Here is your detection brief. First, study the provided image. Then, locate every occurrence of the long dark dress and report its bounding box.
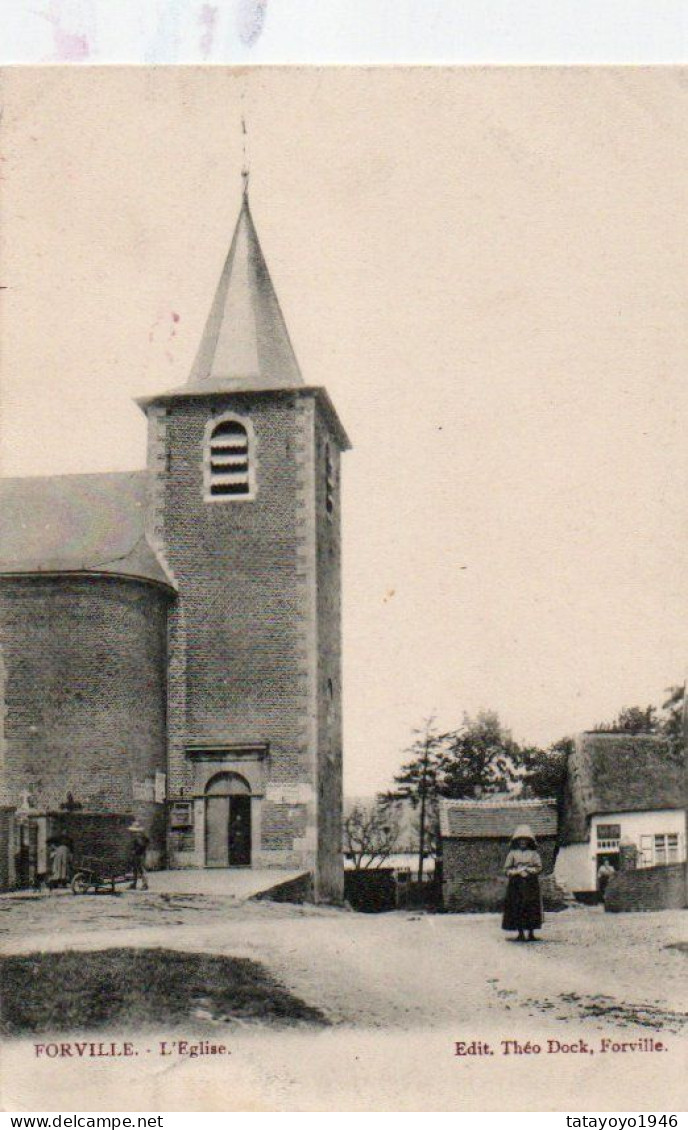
[501,847,543,931]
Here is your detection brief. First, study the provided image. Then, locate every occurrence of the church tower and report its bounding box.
[138,186,349,902]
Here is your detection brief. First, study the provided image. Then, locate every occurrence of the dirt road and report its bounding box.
[1,891,685,1031]
[1,891,686,1111]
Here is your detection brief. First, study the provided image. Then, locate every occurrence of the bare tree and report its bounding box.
[343,798,401,870]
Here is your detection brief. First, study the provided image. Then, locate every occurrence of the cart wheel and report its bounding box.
[71,871,91,895]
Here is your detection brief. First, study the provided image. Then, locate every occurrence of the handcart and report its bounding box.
[70,855,133,895]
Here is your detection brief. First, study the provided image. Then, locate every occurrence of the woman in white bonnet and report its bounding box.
[501,824,543,942]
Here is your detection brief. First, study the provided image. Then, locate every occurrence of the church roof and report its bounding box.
[187,191,302,394]
[560,732,684,845]
[0,471,175,591]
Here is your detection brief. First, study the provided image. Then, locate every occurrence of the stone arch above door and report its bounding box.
[205,771,251,797]
[186,744,268,798]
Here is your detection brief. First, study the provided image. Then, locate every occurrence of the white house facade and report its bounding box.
[556,807,686,894]
[555,732,685,896]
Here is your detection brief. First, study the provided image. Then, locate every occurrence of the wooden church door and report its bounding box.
[228,795,251,866]
[204,773,252,867]
[205,795,229,866]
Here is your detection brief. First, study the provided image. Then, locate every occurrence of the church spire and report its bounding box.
[186,187,303,393]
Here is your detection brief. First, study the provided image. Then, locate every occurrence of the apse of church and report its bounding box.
[0,188,349,903]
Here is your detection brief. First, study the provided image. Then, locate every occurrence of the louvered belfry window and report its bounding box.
[205,414,255,500]
[325,444,335,517]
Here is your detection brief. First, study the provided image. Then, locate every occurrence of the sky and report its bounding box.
[2,67,687,795]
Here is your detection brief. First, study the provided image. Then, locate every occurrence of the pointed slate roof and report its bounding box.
[187,191,303,393]
[137,188,351,451]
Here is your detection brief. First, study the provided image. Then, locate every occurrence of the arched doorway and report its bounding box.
[204,772,252,867]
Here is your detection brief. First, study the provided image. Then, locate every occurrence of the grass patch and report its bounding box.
[0,948,327,1036]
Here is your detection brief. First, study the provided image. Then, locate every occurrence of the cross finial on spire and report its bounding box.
[241,114,249,196]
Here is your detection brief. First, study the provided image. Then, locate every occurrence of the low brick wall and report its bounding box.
[253,871,314,904]
[605,863,687,913]
[442,873,567,914]
[344,869,398,912]
[50,812,135,874]
[442,836,559,912]
[445,876,507,913]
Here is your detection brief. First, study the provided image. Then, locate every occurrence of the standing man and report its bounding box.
[128,822,150,891]
[597,858,616,901]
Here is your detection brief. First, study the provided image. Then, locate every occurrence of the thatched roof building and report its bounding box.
[560,732,684,845]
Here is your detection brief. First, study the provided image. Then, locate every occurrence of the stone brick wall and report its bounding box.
[0,576,169,859]
[149,391,325,873]
[604,863,687,912]
[314,405,344,902]
[442,836,558,911]
[0,806,15,890]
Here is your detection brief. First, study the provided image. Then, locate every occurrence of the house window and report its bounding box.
[204,413,256,501]
[596,824,621,852]
[654,833,679,866]
[325,444,335,518]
